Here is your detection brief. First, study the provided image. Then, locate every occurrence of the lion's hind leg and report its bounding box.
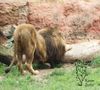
[25,49,39,75]
[17,54,25,75]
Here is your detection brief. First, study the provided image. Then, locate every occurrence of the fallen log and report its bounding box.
[63,40,100,63]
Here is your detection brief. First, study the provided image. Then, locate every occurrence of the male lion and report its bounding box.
[38,27,66,67]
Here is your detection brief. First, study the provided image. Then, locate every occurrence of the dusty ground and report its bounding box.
[34,64,74,79]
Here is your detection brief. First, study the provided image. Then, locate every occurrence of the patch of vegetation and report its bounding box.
[32,62,63,69]
[91,56,100,67]
[32,62,51,69]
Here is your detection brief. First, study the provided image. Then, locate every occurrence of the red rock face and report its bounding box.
[0,0,100,44]
[0,1,28,26]
[28,3,63,29]
[28,1,100,43]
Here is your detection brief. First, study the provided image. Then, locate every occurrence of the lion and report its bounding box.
[38,27,66,67]
[5,24,45,75]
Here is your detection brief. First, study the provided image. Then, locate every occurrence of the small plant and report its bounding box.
[75,60,88,86]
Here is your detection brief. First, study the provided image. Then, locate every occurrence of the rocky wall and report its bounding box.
[0,0,100,44]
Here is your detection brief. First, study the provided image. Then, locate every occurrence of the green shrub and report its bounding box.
[75,60,88,86]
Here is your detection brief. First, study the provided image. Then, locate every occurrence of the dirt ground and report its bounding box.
[34,64,74,79]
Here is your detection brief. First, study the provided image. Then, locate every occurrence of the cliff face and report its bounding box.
[0,0,100,44]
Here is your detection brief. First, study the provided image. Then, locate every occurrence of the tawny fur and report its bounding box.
[5,24,42,75]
